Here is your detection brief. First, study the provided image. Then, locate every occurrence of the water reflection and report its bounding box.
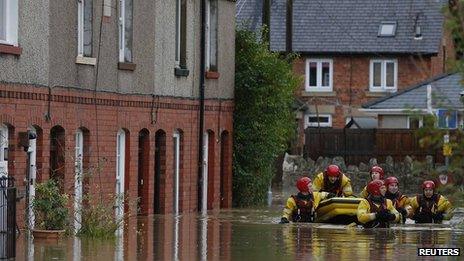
[15,209,463,260]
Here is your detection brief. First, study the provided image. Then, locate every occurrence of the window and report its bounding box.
[0,0,18,46]
[437,109,457,129]
[305,59,333,91]
[175,0,187,68]
[378,22,397,37]
[119,0,133,63]
[370,60,397,91]
[206,0,218,71]
[407,116,423,129]
[78,0,93,57]
[305,114,332,128]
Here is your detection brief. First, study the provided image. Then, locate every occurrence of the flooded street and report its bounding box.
[15,206,464,260]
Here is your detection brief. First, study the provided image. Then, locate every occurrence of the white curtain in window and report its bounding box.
[209,0,218,70]
[83,0,93,57]
[124,0,133,62]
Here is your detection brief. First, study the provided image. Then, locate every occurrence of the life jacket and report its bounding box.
[415,194,440,223]
[385,191,405,209]
[291,194,314,222]
[322,174,343,196]
[363,197,389,228]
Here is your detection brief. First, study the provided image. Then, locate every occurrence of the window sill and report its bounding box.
[366,90,396,97]
[205,71,220,79]
[0,44,22,56]
[118,62,136,71]
[301,91,336,97]
[174,67,190,77]
[76,56,97,66]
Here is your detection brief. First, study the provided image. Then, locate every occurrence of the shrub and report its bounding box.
[33,179,69,230]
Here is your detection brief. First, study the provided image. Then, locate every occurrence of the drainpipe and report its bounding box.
[198,0,206,213]
[427,84,432,114]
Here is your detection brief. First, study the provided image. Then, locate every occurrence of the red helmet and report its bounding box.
[384,176,399,187]
[370,166,384,180]
[296,177,312,193]
[422,180,435,190]
[325,165,341,177]
[367,180,385,196]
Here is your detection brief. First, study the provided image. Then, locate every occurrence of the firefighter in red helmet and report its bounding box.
[312,164,353,197]
[280,177,332,223]
[357,180,400,228]
[360,165,385,198]
[384,176,412,223]
[409,180,453,224]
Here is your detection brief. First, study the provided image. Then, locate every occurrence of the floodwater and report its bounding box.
[14,191,464,261]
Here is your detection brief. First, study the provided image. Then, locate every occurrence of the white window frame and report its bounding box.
[0,0,19,46]
[305,114,332,128]
[305,59,333,92]
[369,59,398,92]
[407,116,423,129]
[118,0,132,62]
[378,22,397,37]
[205,0,218,71]
[175,0,181,67]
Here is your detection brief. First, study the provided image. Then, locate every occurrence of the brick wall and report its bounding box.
[0,82,234,228]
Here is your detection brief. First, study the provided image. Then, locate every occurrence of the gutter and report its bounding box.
[198,0,206,213]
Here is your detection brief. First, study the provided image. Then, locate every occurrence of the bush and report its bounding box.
[76,195,124,239]
[33,179,69,230]
[233,28,301,206]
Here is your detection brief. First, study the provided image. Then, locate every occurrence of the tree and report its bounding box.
[233,28,301,206]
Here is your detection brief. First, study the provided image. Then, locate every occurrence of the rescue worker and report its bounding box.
[409,180,453,224]
[384,176,412,223]
[280,177,333,223]
[357,180,400,228]
[359,165,384,198]
[312,164,353,197]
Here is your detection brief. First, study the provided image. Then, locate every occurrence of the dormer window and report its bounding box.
[378,22,397,37]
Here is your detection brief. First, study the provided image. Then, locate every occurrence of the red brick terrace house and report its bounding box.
[1,0,235,229]
[237,0,456,154]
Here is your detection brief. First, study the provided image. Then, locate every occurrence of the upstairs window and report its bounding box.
[0,0,18,46]
[370,59,397,92]
[206,0,218,71]
[119,0,133,63]
[78,0,93,57]
[378,22,397,37]
[305,59,333,92]
[175,0,187,68]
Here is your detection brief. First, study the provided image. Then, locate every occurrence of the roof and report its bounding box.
[362,73,464,110]
[237,0,446,54]
[236,0,263,32]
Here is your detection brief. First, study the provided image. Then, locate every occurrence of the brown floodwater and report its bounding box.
[14,206,464,261]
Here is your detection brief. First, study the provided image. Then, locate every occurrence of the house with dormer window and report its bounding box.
[237,0,457,152]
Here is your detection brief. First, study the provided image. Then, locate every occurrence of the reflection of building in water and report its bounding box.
[133,214,232,261]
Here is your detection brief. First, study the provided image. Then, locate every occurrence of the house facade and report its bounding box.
[362,73,464,129]
[1,0,235,228]
[237,0,456,153]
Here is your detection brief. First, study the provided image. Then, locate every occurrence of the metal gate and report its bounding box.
[0,177,16,259]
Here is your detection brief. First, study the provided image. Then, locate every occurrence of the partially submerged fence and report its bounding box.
[0,176,16,259]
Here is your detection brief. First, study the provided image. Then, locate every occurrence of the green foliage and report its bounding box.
[233,28,302,206]
[444,1,464,78]
[33,179,69,230]
[76,195,122,240]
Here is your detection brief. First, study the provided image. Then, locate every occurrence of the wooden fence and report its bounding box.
[304,128,445,165]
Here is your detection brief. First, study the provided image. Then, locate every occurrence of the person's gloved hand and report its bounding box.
[279,217,289,224]
[386,212,397,221]
[432,212,444,223]
[376,210,390,222]
[398,208,407,223]
[326,192,336,199]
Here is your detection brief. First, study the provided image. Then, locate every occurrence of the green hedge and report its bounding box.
[233,28,301,207]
